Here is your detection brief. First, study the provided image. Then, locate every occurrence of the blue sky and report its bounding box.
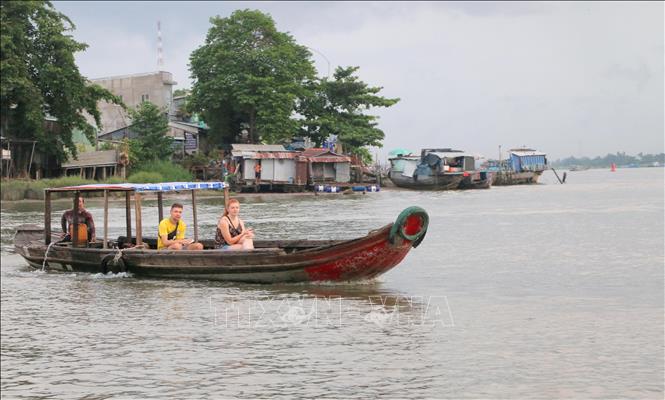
[54,1,664,161]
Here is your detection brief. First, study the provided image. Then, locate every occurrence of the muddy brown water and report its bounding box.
[1,169,663,398]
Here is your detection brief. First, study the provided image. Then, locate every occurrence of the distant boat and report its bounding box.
[493,148,548,185]
[569,165,590,171]
[388,149,491,190]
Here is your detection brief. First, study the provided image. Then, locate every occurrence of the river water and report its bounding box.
[1,168,663,399]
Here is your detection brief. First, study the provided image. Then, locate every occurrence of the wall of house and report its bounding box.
[261,159,274,180]
[92,71,175,110]
[272,159,296,182]
[335,162,351,182]
[323,163,336,179]
[242,159,256,180]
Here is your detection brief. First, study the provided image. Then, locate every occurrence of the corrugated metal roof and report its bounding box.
[301,148,330,157]
[302,148,351,162]
[231,144,286,152]
[427,151,474,159]
[388,155,420,160]
[510,149,546,157]
[309,156,351,163]
[231,150,297,158]
[62,150,118,168]
[254,152,298,159]
[168,121,199,134]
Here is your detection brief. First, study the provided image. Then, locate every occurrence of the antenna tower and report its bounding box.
[157,20,164,69]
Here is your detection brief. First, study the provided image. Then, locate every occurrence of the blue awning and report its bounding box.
[51,181,227,192]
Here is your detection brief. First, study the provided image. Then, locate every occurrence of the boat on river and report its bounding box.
[388,149,490,190]
[14,182,428,283]
[492,148,548,185]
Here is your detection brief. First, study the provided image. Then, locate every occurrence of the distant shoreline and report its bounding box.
[0,189,380,208]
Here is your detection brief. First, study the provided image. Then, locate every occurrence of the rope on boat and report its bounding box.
[102,242,147,273]
[112,248,124,263]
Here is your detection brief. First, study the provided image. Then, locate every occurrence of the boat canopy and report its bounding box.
[47,181,227,193]
[425,151,475,159]
[509,149,547,157]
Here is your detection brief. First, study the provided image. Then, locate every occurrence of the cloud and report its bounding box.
[53,1,663,159]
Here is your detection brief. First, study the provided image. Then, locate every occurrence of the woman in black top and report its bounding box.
[215,198,255,250]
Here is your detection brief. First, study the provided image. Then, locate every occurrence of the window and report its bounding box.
[141,94,150,102]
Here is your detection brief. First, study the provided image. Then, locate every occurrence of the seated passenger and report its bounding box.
[215,198,254,251]
[61,197,95,243]
[158,203,204,251]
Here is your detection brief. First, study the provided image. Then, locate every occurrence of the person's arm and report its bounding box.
[86,212,96,241]
[176,223,192,245]
[158,221,180,247]
[159,232,178,247]
[239,219,254,239]
[159,233,180,247]
[61,212,68,233]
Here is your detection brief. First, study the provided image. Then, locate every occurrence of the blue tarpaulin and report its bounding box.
[54,181,227,192]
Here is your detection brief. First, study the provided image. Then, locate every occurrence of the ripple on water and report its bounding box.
[1,168,663,398]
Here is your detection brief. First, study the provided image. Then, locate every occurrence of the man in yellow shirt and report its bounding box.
[157,203,204,250]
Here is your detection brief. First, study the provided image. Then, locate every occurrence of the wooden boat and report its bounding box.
[14,182,428,283]
[458,171,493,189]
[388,149,483,190]
[492,148,547,185]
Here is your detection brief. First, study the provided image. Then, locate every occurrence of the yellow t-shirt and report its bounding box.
[157,218,186,249]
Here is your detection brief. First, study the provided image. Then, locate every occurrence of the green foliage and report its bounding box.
[173,88,189,97]
[128,160,193,182]
[0,1,122,164]
[189,9,316,146]
[98,141,116,151]
[349,147,373,165]
[182,152,210,169]
[299,66,399,155]
[553,152,665,168]
[127,101,173,168]
[1,176,124,201]
[127,171,164,183]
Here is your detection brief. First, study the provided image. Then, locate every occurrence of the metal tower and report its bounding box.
[157,20,164,69]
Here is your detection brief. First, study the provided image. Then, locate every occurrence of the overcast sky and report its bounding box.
[54,1,664,161]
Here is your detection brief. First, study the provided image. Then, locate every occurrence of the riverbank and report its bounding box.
[1,177,383,202]
[0,187,377,210]
[0,177,125,201]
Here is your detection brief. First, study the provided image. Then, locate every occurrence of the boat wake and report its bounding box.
[92,271,134,279]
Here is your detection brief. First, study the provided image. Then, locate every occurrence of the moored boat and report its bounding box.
[492,148,548,185]
[14,182,428,283]
[388,148,483,190]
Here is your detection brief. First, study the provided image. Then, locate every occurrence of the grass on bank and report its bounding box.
[1,161,194,201]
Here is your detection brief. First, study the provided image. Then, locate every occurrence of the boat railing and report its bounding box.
[42,182,230,250]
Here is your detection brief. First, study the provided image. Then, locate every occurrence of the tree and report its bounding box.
[127,101,172,167]
[173,88,189,97]
[188,9,316,146]
[298,66,399,157]
[0,1,120,168]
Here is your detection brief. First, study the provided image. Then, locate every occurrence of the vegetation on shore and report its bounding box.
[552,152,664,168]
[1,1,123,169]
[188,9,398,156]
[1,161,193,201]
[3,4,399,181]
